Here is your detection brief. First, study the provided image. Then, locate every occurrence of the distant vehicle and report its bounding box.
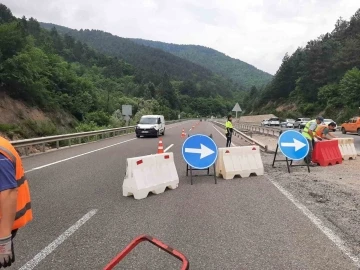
[341,117,360,135]
[294,118,311,129]
[261,119,270,126]
[280,119,295,128]
[268,117,280,126]
[135,115,165,138]
[323,119,337,132]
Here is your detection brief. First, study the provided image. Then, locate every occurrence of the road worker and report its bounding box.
[0,136,33,268]
[301,116,324,166]
[315,122,337,141]
[225,115,233,147]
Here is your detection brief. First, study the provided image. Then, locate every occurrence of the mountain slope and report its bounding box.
[241,8,360,122]
[131,38,273,89]
[40,23,218,84]
[0,3,241,141]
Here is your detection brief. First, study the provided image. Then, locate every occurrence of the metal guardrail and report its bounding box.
[236,123,282,137]
[212,121,269,152]
[213,119,282,137]
[11,119,187,156]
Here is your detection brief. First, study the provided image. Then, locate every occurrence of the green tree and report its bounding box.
[339,67,360,106]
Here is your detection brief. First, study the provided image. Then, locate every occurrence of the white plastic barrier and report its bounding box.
[216,146,264,180]
[333,138,357,160]
[123,152,179,199]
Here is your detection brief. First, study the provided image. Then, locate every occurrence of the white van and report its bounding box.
[135,115,165,138]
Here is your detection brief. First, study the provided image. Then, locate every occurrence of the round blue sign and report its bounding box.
[181,134,218,169]
[278,130,310,161]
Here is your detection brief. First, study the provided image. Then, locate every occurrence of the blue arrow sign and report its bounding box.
[182,134,218,170]
[278,130,309,160]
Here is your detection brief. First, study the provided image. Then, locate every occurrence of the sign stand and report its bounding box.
[272,130,310,173]
[182,134,218,185]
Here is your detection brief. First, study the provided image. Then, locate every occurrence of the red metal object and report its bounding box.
[103,235,189,270]
[312,140,342,166]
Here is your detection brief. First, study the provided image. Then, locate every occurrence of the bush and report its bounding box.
[85,111,111,126]
[22,119,57,137]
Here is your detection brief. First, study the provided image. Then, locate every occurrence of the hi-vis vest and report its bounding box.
[225,120,233,134]
[302,119,317,140]
[315,125,327,138]
[0,137,32,230]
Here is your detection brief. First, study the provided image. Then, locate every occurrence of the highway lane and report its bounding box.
[12,120,358,269]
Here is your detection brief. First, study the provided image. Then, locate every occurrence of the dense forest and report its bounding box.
[0,4,243,138]
[131,39,273,89]
[40,22,247,93]
[242,8,360,123]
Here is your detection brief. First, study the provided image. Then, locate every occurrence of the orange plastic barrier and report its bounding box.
[312,140,342,166]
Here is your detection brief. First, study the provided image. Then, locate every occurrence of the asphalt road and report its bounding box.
[11,120,358,269]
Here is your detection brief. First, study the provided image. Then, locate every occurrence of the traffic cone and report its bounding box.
[181,129,186,138]
[157,138,164,154]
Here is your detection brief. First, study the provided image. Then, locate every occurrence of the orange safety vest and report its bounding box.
[0,136,32,230]
[315,125,327,138]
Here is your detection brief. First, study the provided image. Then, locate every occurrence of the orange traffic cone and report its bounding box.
[181,129,186,138]
[157,138,164,154]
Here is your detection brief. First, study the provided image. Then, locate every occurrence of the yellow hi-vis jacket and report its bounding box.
[302,119,317,140]
[225,120,233,135]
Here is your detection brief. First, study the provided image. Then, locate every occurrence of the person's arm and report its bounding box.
[0,155,18,238]
[322,134,332,140]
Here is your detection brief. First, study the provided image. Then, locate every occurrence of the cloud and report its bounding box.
[2,0,359,75]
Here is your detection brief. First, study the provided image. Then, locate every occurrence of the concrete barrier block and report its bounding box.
[333,138,357,160]
[123,152,179,200]
[216,146,264,180]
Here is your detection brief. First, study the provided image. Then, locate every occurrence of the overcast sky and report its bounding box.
[3,0,359,75]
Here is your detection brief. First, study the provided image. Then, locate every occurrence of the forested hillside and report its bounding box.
[0,4,241,138]
[242,9,360,123]
[40,22,243,90]
[131,39,273,89]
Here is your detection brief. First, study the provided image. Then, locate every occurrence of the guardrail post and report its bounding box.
[42,143,45,152]
[78,137,81,144]
[272,130,274,136]
[68,139,72,147]
[265,145,268,152]
[25,146,29,156]
[56,141,59,149]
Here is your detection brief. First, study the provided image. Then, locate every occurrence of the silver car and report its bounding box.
[294,118,310,129]
[280,119,295,128]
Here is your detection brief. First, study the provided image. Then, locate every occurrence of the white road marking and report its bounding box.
[265,175,360,268]
[25,121,189,173]
[19,209,98,270]
[164,144,174,152]
[25,138,137,173]
[212,125,236,146]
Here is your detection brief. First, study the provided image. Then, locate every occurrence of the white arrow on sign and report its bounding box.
[185,144,215,159]
[281,138,306,152]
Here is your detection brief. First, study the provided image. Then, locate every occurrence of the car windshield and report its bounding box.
[139,117,158,124]
[287,119,295,122]
[324,119,333,122]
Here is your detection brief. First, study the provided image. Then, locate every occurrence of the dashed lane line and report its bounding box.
[19,209,98,270]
